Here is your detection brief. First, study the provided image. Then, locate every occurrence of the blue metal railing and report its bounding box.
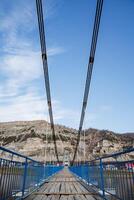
[70,148,134,200]
[0,146,63,200]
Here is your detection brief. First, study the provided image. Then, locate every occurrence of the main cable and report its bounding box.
[36,0,59,163]
[72,0,104,164]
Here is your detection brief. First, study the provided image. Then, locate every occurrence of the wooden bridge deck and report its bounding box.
[25,168,102,200]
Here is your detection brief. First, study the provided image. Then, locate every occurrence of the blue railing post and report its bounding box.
[100,158,105,199]
[88,164,90,184]
[22,158,28,198]
[37,165,40,184]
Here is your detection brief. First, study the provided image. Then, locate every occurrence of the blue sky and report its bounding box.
[0,0,134,133]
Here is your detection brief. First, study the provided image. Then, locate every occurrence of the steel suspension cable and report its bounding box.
[72,0,104,164]
[36,0,59,163]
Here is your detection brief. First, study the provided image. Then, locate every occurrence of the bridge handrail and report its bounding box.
[90,147,134,162]
[70,147,134,200]
[0,146,63,200]
[0,146,40,163]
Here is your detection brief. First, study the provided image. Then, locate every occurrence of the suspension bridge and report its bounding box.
[0,0,134,200]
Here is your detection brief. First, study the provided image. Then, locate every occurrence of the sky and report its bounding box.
[0,0,134,133]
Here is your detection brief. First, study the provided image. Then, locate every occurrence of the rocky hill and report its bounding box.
[0,120,134,162]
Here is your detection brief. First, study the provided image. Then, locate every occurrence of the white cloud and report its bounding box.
[0,51,42,100]
[0,92,47,122]
[0,0,67,123]
[0,46,65,98]
[1,52,42,79]
[100,105,112,112]
[0,91,80,125]
[0,1,35,51]
[47,47,65,56]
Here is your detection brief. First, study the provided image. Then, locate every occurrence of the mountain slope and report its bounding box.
[0,120,134,162]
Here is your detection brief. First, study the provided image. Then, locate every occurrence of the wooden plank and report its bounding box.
[60,182,65,193]
[60,195,68,200]
[76,182,87,193]
[85,195,96,200]
[74,195,87,200]
[66,181,71,193]
[68,195,74,200]
[45,196,52,200]
[70,182,77,193]
[40,183,50,192]
[49,182,56,193]
[73,182,82,193]
[54,182,61,193]
[51,195,60,200]
[45,182,54,193]
[33,192,98,195]
[40,195,48,200]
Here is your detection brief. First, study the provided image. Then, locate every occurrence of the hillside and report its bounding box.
[0,120,134,162]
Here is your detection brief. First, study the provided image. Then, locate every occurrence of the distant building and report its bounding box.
[125,163,134,170]
[63,149,70,166]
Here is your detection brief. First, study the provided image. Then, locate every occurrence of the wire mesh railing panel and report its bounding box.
[0,146,63,200]
[69,148,134,200]
[0,158,24,200]
[102,160,134,200]
[89,164,101,187]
